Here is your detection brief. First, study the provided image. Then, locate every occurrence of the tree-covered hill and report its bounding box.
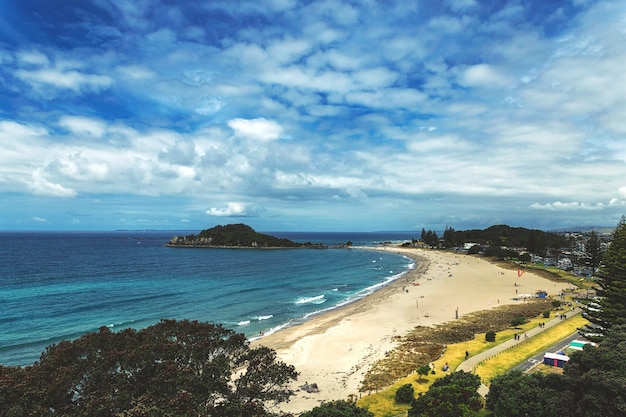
[453,224,570,252]
[167,223,327,248]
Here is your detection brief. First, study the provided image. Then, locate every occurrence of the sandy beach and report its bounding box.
[255,247,572,415]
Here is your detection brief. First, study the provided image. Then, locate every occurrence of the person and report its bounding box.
[443,362,449,371]
[465,350,469,359]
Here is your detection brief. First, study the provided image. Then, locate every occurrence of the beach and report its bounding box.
[254,246,572,414]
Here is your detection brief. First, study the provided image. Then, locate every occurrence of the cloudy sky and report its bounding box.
[1,0,625,232]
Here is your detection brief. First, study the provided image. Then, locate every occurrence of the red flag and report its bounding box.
[517,268,524,277]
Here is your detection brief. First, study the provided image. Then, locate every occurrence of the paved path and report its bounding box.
[455,307,581,397]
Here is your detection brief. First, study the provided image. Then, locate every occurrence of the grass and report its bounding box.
[357,312,589,417]
[474,314,588,385]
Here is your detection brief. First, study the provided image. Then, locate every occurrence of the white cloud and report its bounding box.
[227,118,283,141]
[206,202,251,217]
[116,65,156,81]
[17,50,50,66]
[59,116,106,138]
[529,201,606,211]
[15,68,113,94]
[459,64,512,88]
[0,120,47,137]
[26,170,77,198]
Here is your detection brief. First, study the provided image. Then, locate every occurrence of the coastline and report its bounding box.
[254,246,573,414]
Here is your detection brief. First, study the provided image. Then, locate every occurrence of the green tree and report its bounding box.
[586,230,604,270]
[486,370,567,417]
[585,216,626,335]
[300,400,374,417]
[408,371,482,417]
[395,383,415,403]
[487,325,626,417]
[415,364,431,382]
[443,226,456,248]
[485,330,496,342]
[510,316,526,327]
[562,325,626,417]
[0,320,298,417]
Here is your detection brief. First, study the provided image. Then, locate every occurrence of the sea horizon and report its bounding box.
[0,230,417,366]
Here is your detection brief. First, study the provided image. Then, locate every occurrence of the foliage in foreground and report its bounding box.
[407,371,482,417]
[0,319,298,417]
[300,400,374,417]
[486,324,626,417]
[395,383,415,404]
[584,215,626,337]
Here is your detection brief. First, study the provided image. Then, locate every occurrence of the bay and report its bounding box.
[0,230,417,366]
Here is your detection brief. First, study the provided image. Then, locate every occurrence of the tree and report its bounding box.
[443,226,456,248]
[485,330,496,342]
[415,364,431,382]
[408,371,482,417]
[586,230,604,270]
[561,324,626,417]
[487,325,626,417]
[510,316,526,327]
[0,320,298,417]
[585,216,626,335]
[395,383,415,403]
[519,252,532,263]
[486,370,567,417]
[300,400,374,417]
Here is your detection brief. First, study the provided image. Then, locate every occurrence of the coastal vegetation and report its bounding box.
[420,225,571,254]
[0,320,298,417]
[167,223,328,248]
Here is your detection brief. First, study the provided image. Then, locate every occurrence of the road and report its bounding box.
[513,330,582,372]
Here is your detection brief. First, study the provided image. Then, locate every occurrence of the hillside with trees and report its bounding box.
[418,224,572,257]
[167,223,327,248]
[454,224,570,253]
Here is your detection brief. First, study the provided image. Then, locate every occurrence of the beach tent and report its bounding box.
[543,352,570,368]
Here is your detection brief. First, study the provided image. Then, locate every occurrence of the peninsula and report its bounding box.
[166,223,328,248]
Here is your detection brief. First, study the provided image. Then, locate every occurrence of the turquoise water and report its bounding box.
[0,231,417,366]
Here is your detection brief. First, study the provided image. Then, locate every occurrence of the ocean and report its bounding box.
[0,230,418,367]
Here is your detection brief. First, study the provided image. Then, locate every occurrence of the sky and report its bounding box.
[1,0,625,232]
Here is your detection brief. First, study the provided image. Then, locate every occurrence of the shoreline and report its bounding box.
[253,246,425,351]
[254,246,573,414]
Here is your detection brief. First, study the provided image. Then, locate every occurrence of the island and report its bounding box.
[166,223,329,248]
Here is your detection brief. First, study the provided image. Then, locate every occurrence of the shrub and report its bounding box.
[486,330,496,342]
[543,310,550,318]
[395,383,415,404]
[511,316,526,327]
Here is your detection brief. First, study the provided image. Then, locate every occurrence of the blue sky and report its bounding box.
[1,0,625,232]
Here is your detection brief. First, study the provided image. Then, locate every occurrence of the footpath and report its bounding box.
[455,307,582,397]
